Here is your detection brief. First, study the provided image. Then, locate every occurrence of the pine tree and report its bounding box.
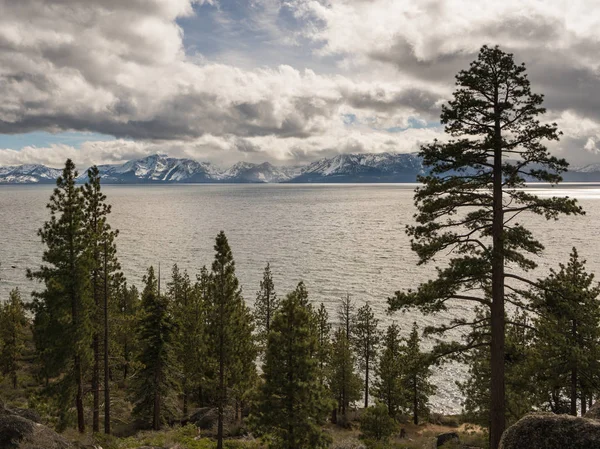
[168,264,205,416]
[353,302,380,408]
[330,327,362,421]
[387,46,583,449]
[28,159,92,432]
[195,266,212,406]
[114,282,140,382]
[132,267,179,430]
[206,231,252,449]
[373,323,403,418]
[230,298,258,422]
[458,309,536,427]
[530,248,600,416]
[314,303,332,386]
[0,288,28,389]
[82,165,122,433]
[338,294,354,341]
[254,263,278,355]
[401,323,435,425]
[252,282,333,449]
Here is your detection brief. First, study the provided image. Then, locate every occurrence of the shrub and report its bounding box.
[360,403,398,442]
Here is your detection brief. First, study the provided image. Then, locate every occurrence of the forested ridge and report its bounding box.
[1,46,599,449]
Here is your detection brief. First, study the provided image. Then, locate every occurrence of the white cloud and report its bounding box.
[0,0,599,165]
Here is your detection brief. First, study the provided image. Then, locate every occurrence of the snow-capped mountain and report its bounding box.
[0,164,62,184]
[223,161,301,183]
[4,152,600,184]
[294,152,424,182]
[81,154,224,183]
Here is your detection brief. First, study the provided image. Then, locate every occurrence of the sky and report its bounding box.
[0,0,599,168]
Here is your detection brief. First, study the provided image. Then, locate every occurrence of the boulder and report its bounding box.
[436,431,460,447]
[186,406,236,430]
[0,406,73,449]
[585,402,600,421]
[499,413,600,449]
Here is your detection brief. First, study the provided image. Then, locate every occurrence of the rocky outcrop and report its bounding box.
[436,431,460,447]
[0,404,73,449]
[499,413,600,449]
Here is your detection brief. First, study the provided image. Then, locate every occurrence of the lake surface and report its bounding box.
[0,183,598,413]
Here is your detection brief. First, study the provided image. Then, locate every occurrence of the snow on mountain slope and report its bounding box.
[296,152,424,181]
[0,165,62,183]
[223,161,301,183]
[82,154,223,183]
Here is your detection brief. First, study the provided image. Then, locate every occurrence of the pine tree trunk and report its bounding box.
[413,376,418,425]
[183,380,188,417]
[217,300,225,449]
[364,351,369,408]
[93,284,100,432]
[104,250,111,434]
[76,354,85,433]
[582,392,587,416]
[153,366,161,430]
[571,319,578,416]
[490,90,506,449]
[93,335,99,432]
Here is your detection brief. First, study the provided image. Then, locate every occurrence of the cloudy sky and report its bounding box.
[0,0,599,168]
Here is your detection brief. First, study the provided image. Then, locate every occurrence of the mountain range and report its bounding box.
[1,152,600,184]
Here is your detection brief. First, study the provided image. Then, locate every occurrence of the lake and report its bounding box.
[0,183,598,413]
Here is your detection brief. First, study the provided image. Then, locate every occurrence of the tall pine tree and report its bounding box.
[28,159,92,432]
[252,282,333,449]
[132,267,179,430]
[352,302,380,408]
[373,323,403,418]
[401,323,435,425]
[168,264,205,416]
[330,327,361,421]
[314,303,332,387]
[206,231,254,449]
[530,248,600,416]
[254,263,278,355]
[82,165,122,433]
[387,46,583,449]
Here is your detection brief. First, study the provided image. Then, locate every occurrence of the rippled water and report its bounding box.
[0,183,599,413]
